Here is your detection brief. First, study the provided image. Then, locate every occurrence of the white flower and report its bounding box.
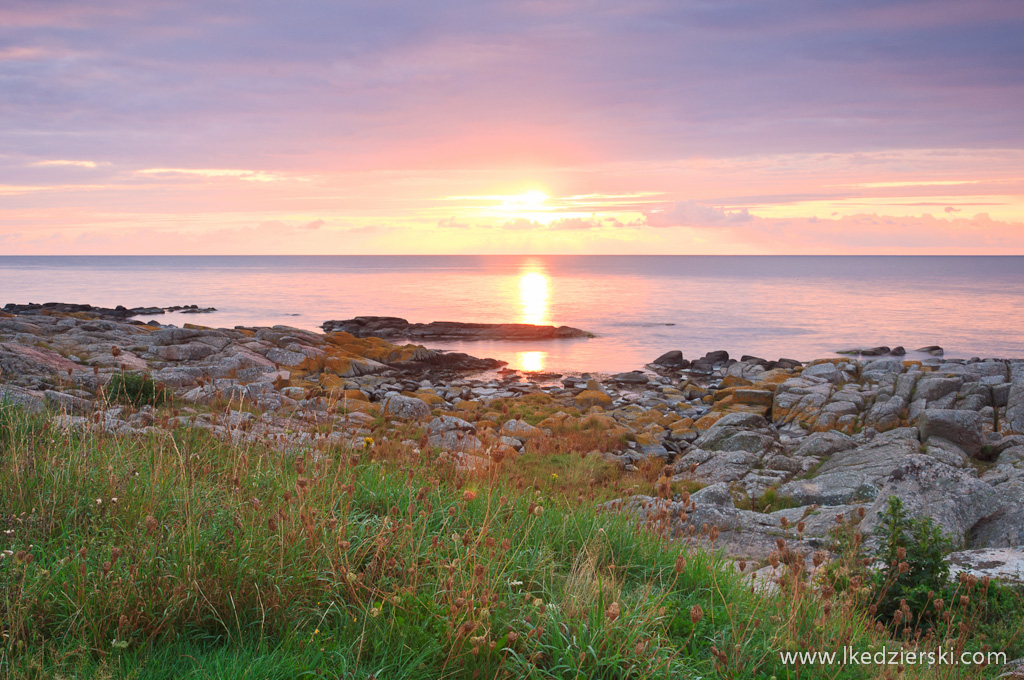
[508,580,524,587]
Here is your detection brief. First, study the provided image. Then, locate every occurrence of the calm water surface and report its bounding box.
[2,256,1022,373]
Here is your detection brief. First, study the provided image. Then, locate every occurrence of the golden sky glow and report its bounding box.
[2,2,1023,254]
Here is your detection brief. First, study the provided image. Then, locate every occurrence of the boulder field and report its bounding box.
[2,307,1023,581]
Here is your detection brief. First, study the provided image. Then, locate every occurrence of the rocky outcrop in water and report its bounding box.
[321,316,593,340]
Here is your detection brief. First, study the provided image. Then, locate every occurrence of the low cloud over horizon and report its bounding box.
[1,0,1023,254]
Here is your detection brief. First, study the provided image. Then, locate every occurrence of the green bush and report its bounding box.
[103,371,169,407]
[872,496,952,625]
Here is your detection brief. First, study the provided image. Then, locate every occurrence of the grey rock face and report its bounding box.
[793,430,857,458]
[157,342,217,362]
[671,448,761,484]
[780,428,919,505]
[913,376,961,403]
[918,409,985,458]
[864,395,906,432]
[1007,361,1024,434]
[861,455,1003,548]
[802,362,845,384]
[382,394,432,421]
[691,412,779,454]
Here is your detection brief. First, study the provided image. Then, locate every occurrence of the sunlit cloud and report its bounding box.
[136,168,294,183]
[32,160,102,168]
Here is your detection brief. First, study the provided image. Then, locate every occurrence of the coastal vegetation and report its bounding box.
[1,402,1020,679]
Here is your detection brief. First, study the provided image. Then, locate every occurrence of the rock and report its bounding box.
[613,371,649,384]
[802,362,845,384]
[704,350,729,364]
[861,455,1003,548]
[651,350,687,368]
[912,376,961,403]
[996,446,1024,466]
[381,394,432,421]
[792,430,857,458]
[672,448,760,484]
[0,385,46,412]
[915,345,944,356]
[428,430,483,453]
[0,342,81,379]
[918,409,985,458]
[43,390,94,415]
[969,500,1024,549]
[500,419,541,438]
[946,548,1024,585]
[575,390,612,409]
[780,428,919,505]
[1007,362,1024,434]
[690,412,779,454]
[321,316,592,340]
[426,415,476,435]
[157,342,217,362]
[889,346,906,356]
[864,395,906,432]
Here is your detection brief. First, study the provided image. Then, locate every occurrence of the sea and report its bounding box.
[2,255,1023,374]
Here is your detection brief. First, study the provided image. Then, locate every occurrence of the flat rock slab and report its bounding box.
[947,548,1024,585]
[322,316,592,341]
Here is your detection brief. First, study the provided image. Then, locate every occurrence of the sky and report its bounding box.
[1,0,1023,255]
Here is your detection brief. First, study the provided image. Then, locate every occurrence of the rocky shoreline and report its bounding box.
[1,303,1023,583]
[321,315,593,340]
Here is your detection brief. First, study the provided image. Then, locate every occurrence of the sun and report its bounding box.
[501,190,549,212]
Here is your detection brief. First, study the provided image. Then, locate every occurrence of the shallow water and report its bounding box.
[2,255,1023,373]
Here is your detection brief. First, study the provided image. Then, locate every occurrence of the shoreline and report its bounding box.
[1,304,1023,579]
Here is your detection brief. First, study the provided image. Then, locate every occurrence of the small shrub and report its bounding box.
[103,371,169,407]
[872,495,951,626]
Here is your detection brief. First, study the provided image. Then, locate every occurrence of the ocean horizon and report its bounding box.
[3,254,1023,373]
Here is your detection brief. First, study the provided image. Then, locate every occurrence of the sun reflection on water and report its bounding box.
[517,351,547,372]
[518,269,549,326]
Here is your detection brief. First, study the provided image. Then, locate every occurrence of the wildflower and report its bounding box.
[533,505,544,517]
[96,498,103,505]
[364,437,374,448]
[550,473,558,481]
[508,580,523,587]
[605,601,620,623]
[463,490,477,502]
[369,607,381,618]
[690,604,703,624]
[110,497,118,504]
[314,628,320,635]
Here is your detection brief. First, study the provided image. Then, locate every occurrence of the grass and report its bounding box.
[1,401,1020,679]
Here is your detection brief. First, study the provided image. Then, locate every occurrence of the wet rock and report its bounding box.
[651,350,687,368]
[915,345,944,356]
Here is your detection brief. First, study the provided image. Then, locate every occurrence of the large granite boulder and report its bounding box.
[861,455,1003,548]
[917,408,985,458]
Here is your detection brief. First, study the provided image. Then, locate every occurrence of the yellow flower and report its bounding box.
[550,473,559,481]
[363,437,374,448]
